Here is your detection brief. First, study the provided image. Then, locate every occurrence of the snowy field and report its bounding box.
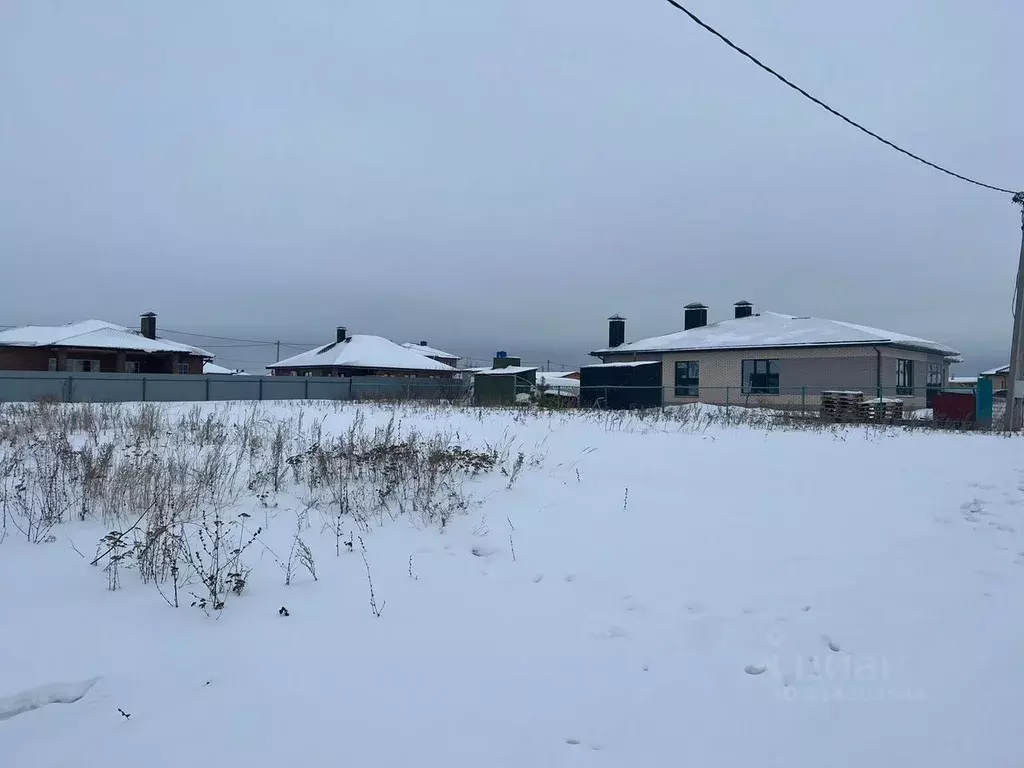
[1,401,1023,767]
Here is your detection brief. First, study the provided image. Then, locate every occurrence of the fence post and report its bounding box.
[976,377,993,429]
[205,377,211,401]
[258,377,264,401]
[142,377,147,402]
[305,377,310,400]
[67,375,74,403]
[801,386,806,416]
[725,386,730,413]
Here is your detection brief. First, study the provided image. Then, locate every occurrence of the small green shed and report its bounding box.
[473,356,538,406]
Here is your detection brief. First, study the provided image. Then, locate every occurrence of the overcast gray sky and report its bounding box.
[1,0,1020,372]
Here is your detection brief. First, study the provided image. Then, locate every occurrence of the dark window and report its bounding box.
[67,358,101,373]
[926,362,943,407]
[125,360,141,374]
[897,359,914,396]
[742,359,780,395]
[674,361,699,397]
[177,362,191,375]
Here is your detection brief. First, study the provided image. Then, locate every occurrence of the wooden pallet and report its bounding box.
[821,390,865,421]
[860,398,904,421]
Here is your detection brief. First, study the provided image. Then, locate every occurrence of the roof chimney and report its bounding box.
[608,314,626,348]
[734,300,753,319]
[140,312,157,340]
[419,341,428,346]
[336,326,348,343]
[684,302,708,330]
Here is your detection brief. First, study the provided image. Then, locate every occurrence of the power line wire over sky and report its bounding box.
[660,0,1020,197]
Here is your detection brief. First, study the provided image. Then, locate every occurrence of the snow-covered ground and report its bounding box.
[2,401,1023,767]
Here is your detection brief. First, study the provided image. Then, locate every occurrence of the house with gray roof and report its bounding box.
[590,301,960,409]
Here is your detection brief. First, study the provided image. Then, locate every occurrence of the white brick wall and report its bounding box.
[600,345,949,410]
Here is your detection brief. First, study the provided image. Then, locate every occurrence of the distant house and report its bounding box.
[947,376,978,390]
[590,301,960,409]
[269,327,457,378]
[537,372,580,401]
[472,356,538,405]
[979,365,1009,393]
[0,313,211,374]
[401,342,460,368]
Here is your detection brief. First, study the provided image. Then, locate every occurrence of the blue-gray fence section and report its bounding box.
[0,371,469,404]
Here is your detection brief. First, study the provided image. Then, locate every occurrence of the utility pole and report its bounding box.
[275,340,281,363]
[1003,192,1024,430]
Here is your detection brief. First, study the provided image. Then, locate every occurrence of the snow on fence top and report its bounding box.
[592,311,959,357]
[270,335,457,372]
[0,319,212,357]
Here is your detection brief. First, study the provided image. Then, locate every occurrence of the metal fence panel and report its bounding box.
[144,376,208,402]
[0,373,68,403]
[260,377,309,401]
[209,376,262,401]
[0,371,470,404]
[70,375,143,403]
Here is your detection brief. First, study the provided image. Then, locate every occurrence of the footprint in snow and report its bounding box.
[0,678,99,722]
[822,635,841,652]
[532,574,544,583]
[565,738,581,746]
[744,664,767,676]
[564,574,575,583]
[471,546,499,558]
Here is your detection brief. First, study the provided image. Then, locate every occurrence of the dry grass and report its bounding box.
[0,401,515,609]
[0,397,999,610]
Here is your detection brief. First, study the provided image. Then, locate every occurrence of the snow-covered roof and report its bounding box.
[473,366,538,376]
[980,365,1009,376]
[0,319,213,357]
[269,335,457,373]
[204,362,235,374]
[401,342,460,361]
[538,373,580,389]
[949,376,978,384]
[592,312,959,358]
[204,362,256,375]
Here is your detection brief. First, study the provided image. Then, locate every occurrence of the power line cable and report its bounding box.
[186,342,278,349]
[660,0,1018,196]
[158,327,320,348]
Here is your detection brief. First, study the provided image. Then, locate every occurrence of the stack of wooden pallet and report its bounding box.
[860,397,904,422]
[820,390,864,421]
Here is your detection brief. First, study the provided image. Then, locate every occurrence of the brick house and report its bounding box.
[0,313,212,374]
[590,302,960,410]
[269,327,458,378]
